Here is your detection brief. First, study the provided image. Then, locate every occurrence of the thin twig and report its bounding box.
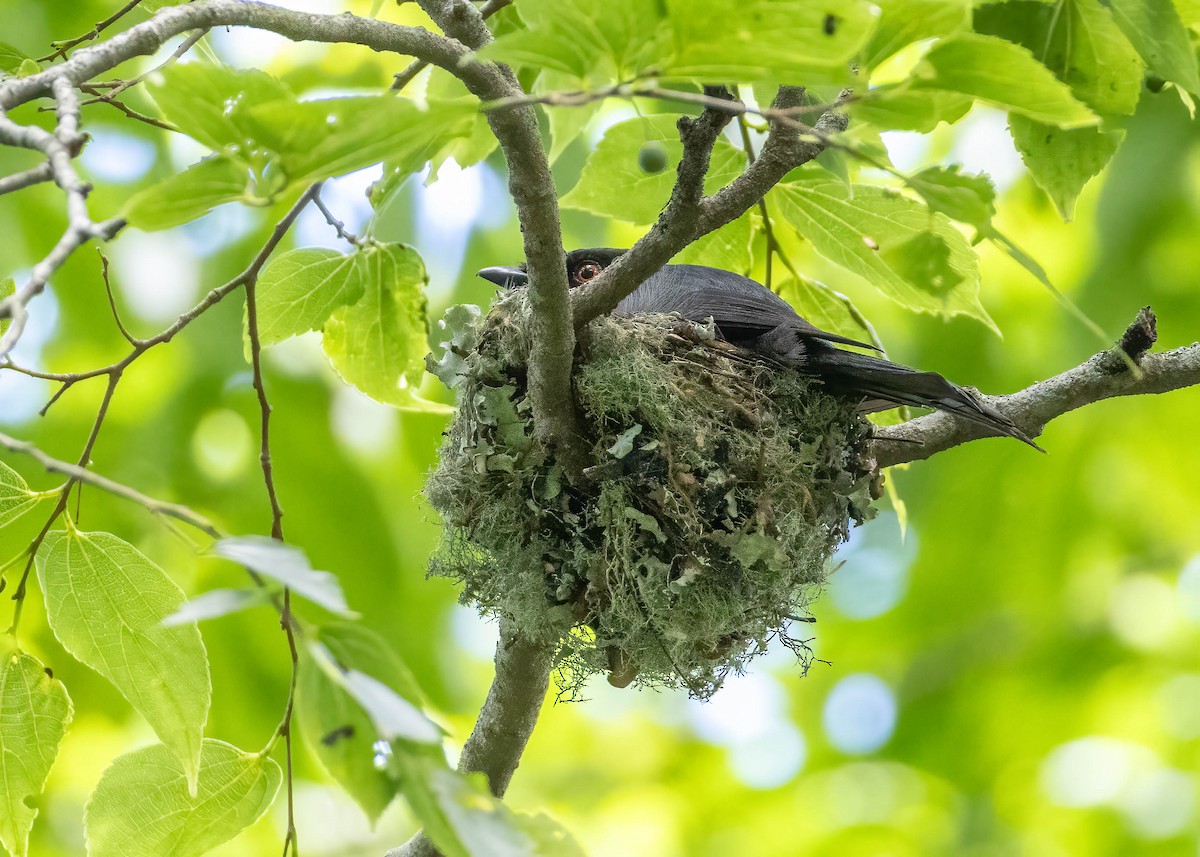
[9,371,121,632]
[245,187,301,857]
[37,0,147,62]
[0,431,220,537]
[81,28,207,105]
[0,162,55,196]
[98,250,141,346]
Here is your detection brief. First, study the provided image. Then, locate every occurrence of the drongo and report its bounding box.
[478,248,1040,450]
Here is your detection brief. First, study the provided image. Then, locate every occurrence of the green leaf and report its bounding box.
[161,589,270,627]
[479,0,665,82]
[411,761,585,857]
[425,71,498,173]
[84,739,281,857]
[0,637,72,857]
[394,755,583,857]
[864,0,971,69]
[850,85,972,132]
[15,59,39,78]
[561,115,747,224]
[37,530,210,792]
[662,0,877,83]
[322,243,448,412]
[912,33,1099,128]
[536,70,602,165]
[974,0,1143,117]
[146,63,293,153]
[1107,0,1200,93]
[777,276,873,344]
[879,231,964,296]
[254,247,366,347]
[211,536,357,617]
[906,166,997,230]
[307,640,441,745]
[298,623,424,824]
[121,155,249,231]
[0,459,39,526]
[674,212,753,273]
[243,98,477,191]
[772,175,995,328]
[0,276,13,337]
[1008,116,1125,220]
[0,42,30,74]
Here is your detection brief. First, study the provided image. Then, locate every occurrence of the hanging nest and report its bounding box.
[425,291,880,699]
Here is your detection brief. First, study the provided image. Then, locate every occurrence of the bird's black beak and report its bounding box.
[477,265,528,289]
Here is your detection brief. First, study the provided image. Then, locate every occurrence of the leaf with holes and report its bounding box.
[37,530,210,792]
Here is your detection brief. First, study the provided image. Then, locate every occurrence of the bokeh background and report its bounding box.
[2,2,1200,855]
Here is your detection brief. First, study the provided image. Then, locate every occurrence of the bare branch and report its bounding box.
[872,308,1200,467]
[37,0,147,62]
[0,76,125,358]
[0,162,54,196]
[1,0,473,112]
[0,431,221,538]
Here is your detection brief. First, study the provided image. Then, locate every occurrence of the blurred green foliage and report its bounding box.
[2,1,1200,856]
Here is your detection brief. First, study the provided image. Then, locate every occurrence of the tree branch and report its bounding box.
[386,621,553,857]
[872,308,1200,467]
[570,86,850,328]
[0,431,220,537]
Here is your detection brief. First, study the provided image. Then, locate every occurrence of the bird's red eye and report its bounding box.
[575,261,602,284]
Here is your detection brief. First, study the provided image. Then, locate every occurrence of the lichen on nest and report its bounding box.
[425,290,879,699]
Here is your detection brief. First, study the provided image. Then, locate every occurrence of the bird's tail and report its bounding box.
[802,346,1044,452]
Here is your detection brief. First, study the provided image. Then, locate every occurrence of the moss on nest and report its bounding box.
[425,291,879,699]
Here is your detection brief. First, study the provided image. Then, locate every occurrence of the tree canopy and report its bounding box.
[1,1,1200,856]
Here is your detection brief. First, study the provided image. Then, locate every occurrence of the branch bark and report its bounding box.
[386,622,553,857]
[570,87,850,327]
[872,308,1200,467]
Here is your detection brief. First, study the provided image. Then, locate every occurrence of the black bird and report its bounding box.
[478,248,1041,450]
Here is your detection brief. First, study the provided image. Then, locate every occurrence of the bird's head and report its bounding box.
[477,248,626,290]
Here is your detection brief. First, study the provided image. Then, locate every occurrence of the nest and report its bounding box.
[425,291,879,699]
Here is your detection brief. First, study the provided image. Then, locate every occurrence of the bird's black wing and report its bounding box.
[616,264,878,351]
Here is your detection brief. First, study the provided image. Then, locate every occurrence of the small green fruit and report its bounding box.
[637,141,669,174]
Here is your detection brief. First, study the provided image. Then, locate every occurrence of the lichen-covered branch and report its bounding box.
[872,308,1200,467]
[570,87,850,327]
